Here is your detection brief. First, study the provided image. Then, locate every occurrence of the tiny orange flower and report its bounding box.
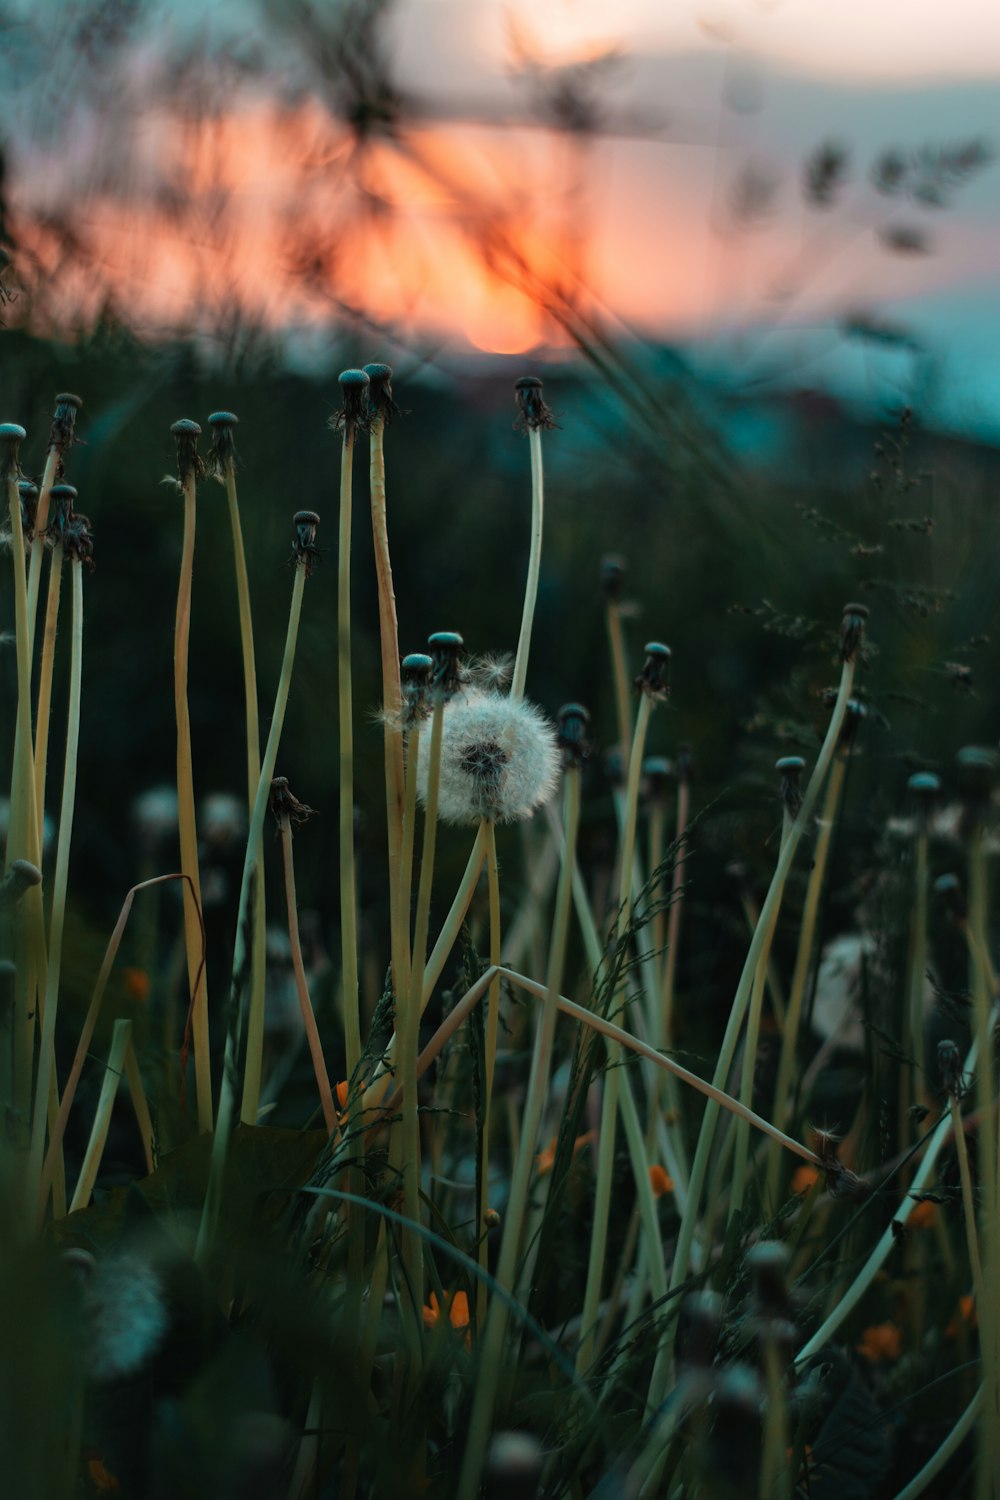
[84,1452,120,1494]
[535,1130,596,1177]
[909,1199,935,1229]
[122,967,150,1003]
[648,1164,674,1198]
[791,1164,820,1195]
[423,1290,471,1346]
[945,1295,977,1338]
[856,1322,902,1363]
[335,1080,349,1112]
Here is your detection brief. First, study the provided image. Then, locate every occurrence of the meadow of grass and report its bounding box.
[2,330,1000,1500]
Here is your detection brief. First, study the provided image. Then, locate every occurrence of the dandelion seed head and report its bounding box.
[418,690,559,826]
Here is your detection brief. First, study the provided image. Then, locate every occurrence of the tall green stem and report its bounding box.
[511,427,543,701]
[339,425,361,1079]
[197,563,307,1262]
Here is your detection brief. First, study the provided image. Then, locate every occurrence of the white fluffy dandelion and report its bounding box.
[417,690,560,826]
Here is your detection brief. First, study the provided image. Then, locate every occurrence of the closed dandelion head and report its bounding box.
[170,418,205,483]
[400,652,433,728]
[418,690,560,826]
[45,483,77,543]
[49,392,83,461]
[0,422,26,484]
[938,1038,966,1099]
[428,631,467,700]
[17,479,38,539]
[333,368,370,432]
[292,510,321,575]
[557,702,591,768]
[839,601,869,663]
[64,513,95,570]
[363,362,401,426]
[776,755,806,817]
[643,755,674,804]
[206,410,239,477]
[934,871,966,923]
[514,374,556,433]
[600,553,626,603]
[837,696,868,751]
[635,641,671,701]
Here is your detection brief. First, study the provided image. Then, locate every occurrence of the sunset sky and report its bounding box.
[8,0,1000,433]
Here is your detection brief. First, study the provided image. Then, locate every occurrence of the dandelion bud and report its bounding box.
[0,858,42,912]
[484,1430,544,1500]
[747,1241,791,1317]
[400,652,433,728]
[48,392,83,457]
[46,483,77,542]
[428,631,465,699]
[908,771,940,829]
[557,702,591,768]
[676,1290,723,1371]
[839,601,869,663]
[418,691,559,826]
[600,553,626,602]
[335,368,370,432]
[268,777,316,827]
[642,756,674,804]
[776,755,806,817]
[292,509,321,574]
[934,872,966,923]
[603,746,626,788]
[513,374,556,433]
[937,1038,965,1099]
[956,746,998,809]
[206,410,239,476]
[363,362,401,425]
[635,641,671,701]
[706,1367,762,1482]
[0,422,26,483]
[170,418,205,483]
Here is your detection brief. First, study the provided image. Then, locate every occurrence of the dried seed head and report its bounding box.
[428,631,466,700]
[363,362,401,425]
[776,755,806,817]
[334,368,371,432]
[46,483,78,543]
[514,374,556,433]
[170,418,205,483]
[269,777,317,827]
[839,601,869,663]
[937,1038,966,1099]
[292,509,321,574]
[400,652,433,729]
[557,702,591,768]
[0,422,26,484]
[600,553,626,602]
[418,690,560,826]
[635,641,671,701]
[64,513,94,570]
[206,410,240,477]
[48,392,83,458]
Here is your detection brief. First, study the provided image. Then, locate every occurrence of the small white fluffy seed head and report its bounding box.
[77,1253,170,1381]
[418,690,560,826]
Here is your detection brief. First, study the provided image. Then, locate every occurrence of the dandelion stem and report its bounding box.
[29,556,84,1197]
[766,751,847,1204]
[221,450,267,1130]
[668,657,855,1315]
[198,562,307,1263]
[31,538,63,845]
[475,817,502,1329]
[279,812,337,1136]
[174,459,212,1132]
[511,426,543,701]
[457,770,580,1500]
[606,597,632,763]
